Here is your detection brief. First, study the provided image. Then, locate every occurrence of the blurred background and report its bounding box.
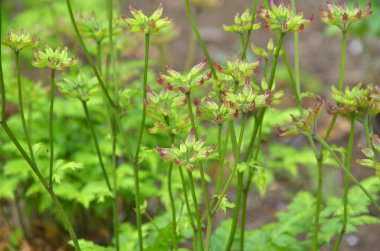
[0,0,379,250]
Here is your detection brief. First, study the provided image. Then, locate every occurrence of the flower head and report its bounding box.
[122,4,171,35]
[223,9,261,34]
[224,78,273,113]
[214,57,261,85]
[257,0,313,33]
[57,73,98,102]
[2,29,39,53]
[77,12,121,42]
[194,95,238,124]
[158,58,212,94]
[320,0,372,31]
[327,84,380,120]
[156,128,216,171]
[32,46,77,70]
[276,96,324,138]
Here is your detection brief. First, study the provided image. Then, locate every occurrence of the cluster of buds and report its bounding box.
[320,0,373,31]
[257,0,313,33]
[327,84,380,121]
[2,29,39,53]
[224,78,280,114]
[145,87,189,135]
[57,73,98,102]
[251,38,276,60]
[194,94,238,124]
[190,0,223,10]
[223,9,261,34]
[157,58,212,94]
[122,4,171,35]
[276,96,324,138]
[357,134,380,177]
[214,57,261,86]
[32,46,77,70]
[156,128,216,171]
[77,12,121,42]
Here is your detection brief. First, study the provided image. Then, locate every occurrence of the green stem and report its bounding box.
[363,117,373,152]
[0,0,5,122]
[0,122,81,250]
[241,0,258,60]
[178,165,198,250]
[213,123,224,201]
[82,101,112,191]
[186,92,212,251]
[338,32,347,91]
[225,113,248,251]
[168,133,178,250]
[65,0,115,108]
[314,135,380,212]
[333,116,355,251]
[132,33,150,251]
[290,0,301,97]
[187,169,205,251]
[97,40,102,75]
[107,1,119,249]
[184,0,217,79]
[15,52,36,163]
[48,69,56,189]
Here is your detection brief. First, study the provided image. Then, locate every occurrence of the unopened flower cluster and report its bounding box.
[2,29,39,53]
[357,134,380,177]
[223,9,261,34]
[57,73,98,102]
[77,12,121,42]
[32,46,77,70]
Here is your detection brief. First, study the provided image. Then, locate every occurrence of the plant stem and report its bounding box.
[213,123,224,201]
[338,32,347,91]
[290,0,301,98]
[187,169,205,251]
[185,92,212,250]
[107,1,120,249]
[168,132,178,250]
[0,122,81,250]
[97,41,102,75]
[314,135,380,212]
[0,0,5,122]
[333,116,355,251]
[82,101,112,191]
[132,33,151,251]
[48,69,56,189]
[241,0,258,60]
[178,165,199,250]
[15,52,36,163]
[65,0,115,108]
[184,0,217,79]
[363,117,373,152]
[225,113,247,251]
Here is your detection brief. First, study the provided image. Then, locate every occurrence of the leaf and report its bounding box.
[218,196,235,214]
[53,159,83,184]
[69,239,113,251]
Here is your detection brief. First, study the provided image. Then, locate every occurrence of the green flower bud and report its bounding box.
[2,29,39,53]
[57,73,98,102]
[77,12,121,42]
[194,94,238,124]
[32,45,77,70]
[223,9,261,34]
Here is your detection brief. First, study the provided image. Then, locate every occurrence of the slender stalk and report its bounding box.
[225,113,248,251]
[0,0,5,122]
[65,0,115,108]
[184,0,217,79]
[185,92,212,251]
[187,169,205,251]
[0,122,81,250]
[178,165,198,250]
[363,117,373,152]
[81,101,112,191]
[314,135,380,212]
[48,69,56,189]
[213,123,224,201]
[97,40,102,75]
[333,116,355,251]
[167,132,178,250]
[15,52,36,163]
[132,33,151,251]
[107,1,119,250]
[338,32,347,91]
[241,0,258,60]
[290,0,301,98]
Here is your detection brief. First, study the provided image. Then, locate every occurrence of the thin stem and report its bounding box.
[290,0,301,97]
[186,92,212,250]
[178,165,198,250]
[82,101,112,191]
[15,52,36,163]
[48,69,56,189]
[184,0,217,79]
[168,133,178,250]
[213,123,224,201]
[314,135,380,212]
[0,122,81,250]
[65,0,115,108]
[338,32,347,91]
[0,0,5,122]
[107,1,119,250]
[333,116,355,251]
[225,113,248,251]
[241,0,258,59]
[97,40,102,75]
[132,33,151,251]
[187,169,205,251]
[363,117,373,152]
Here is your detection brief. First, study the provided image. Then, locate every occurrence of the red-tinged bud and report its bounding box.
[354,2,359,9]
[343,13,348,22]
[213,61,224,71]
[264,22,271,30]
[215,114,222,123]
[179,87,188,93]
[143,98,149,106]
[196,109,203,117]
[149,19,155,29]
[356,10,362,19]
[205,72,213,80]
[194,98,201,107]
[283,22,288,31]
[299,24,304,32]
[328,11,333,20]
[338,0,345,8]
[157,72,164,85]
[265,11,270,19]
